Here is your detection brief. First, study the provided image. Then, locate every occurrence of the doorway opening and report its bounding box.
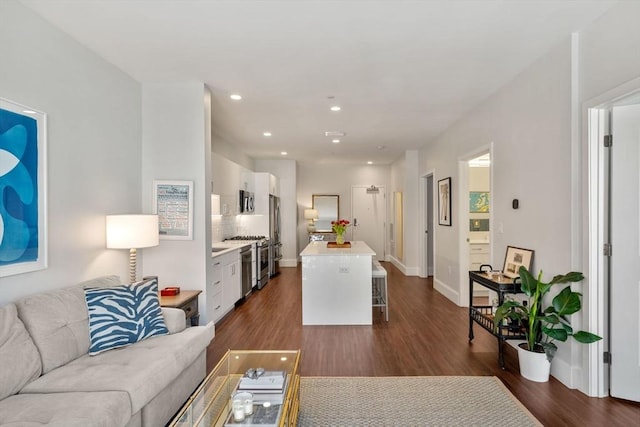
[420,173,435,278]
[458,146,492,307]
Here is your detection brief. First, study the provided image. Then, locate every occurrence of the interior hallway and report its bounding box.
[206,263,640,426]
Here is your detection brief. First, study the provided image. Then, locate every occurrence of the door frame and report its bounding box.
[420,171,435,278]
[584,76,640,397]
[457,144,493,307]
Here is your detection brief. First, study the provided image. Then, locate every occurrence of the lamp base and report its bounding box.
[129,248,137,283]
[307,222,316,233]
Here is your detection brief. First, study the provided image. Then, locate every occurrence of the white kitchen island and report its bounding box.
[300,240,375,325]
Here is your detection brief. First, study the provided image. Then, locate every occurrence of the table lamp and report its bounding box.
[106,214,159,283]
[304,209,318,232]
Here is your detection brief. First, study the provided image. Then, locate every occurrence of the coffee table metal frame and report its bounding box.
[169,350,301,427]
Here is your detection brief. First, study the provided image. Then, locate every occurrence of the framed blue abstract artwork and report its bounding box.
[0,98,47,277]
[469,191,489,213]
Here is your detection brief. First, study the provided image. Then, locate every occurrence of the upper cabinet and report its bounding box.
[269,174,280,197]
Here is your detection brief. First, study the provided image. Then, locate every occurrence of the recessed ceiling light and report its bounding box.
[263,132,272,137]
[280,151,288,156]
[330,106,341,112]
[324,131,345,137]
[367,161,373,165]
[332,139,340,144]
[230,94,242,100]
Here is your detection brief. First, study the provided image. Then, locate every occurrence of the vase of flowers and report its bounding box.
[331,219,350,245]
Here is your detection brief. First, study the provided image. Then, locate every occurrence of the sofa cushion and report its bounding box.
[0,303,41,401]
[0,391,131,427]
[85,278,168,355]
[20,323,214,415]
[15,275,121,374]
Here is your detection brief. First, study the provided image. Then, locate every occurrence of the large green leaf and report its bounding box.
[493,300,527,327]
[552,286,582,315]
[573,331,602,344]
[539,313,559,324]
[549,271,584,285]
[518,266,537,296]
[543,326,569,342]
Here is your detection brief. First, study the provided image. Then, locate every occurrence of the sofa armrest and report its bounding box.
[161,307,187,334]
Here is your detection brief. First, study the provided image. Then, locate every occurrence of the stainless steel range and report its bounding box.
[224,236,269,289]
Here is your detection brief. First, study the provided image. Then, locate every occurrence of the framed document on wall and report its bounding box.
[153,180,193,240]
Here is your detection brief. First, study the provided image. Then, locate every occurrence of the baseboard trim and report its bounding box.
[434,278,459,305]
[280,258,297,268]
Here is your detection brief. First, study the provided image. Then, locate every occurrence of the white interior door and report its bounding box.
[610,104,640,401]
[351,185,386,259]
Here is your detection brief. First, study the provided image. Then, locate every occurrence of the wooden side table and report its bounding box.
[159,289,202,327]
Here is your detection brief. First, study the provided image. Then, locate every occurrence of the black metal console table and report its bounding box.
[468,267,526,369]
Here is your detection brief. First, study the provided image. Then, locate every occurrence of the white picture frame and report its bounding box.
[153,180,193,240]
[0,97,48,277]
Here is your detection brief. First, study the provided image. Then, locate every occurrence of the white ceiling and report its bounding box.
[20,0,617,165]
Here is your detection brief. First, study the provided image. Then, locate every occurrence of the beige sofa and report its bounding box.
[0,276,214,427]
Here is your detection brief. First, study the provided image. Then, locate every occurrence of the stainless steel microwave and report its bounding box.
[239,190,255,213]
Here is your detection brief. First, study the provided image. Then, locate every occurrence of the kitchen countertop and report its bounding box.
[211,241,253,258]
[300,240,375,256]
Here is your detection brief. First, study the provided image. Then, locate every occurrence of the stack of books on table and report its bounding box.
[237,371,288,404]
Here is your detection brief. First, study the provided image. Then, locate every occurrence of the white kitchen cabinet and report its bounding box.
[469,242,489,270]
[222,251,241,310]
[469,242,490,296]
[209,249,241,324]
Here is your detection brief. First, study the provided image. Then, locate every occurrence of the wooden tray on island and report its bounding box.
[327,241,351,248]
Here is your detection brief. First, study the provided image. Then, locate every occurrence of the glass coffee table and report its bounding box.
[170,350,301,427]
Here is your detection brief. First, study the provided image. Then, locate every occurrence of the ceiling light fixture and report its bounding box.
[332,139,340,144]
[330,106,341,112]
[230,94,242,100]
[280,151,288,156]
[324,131,345,137]
[263,132,272,137]
[367,161,373,165]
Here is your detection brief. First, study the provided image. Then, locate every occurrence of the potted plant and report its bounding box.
[493,266,602,382]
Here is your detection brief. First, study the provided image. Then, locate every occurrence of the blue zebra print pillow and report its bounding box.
[84,278,168,355]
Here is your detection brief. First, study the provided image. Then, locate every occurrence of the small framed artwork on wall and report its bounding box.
[438,177,452,226]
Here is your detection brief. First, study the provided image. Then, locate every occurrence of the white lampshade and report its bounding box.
[106,215,159,249]
[304,209,318,220]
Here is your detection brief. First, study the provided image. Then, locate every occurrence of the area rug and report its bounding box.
[298,376,542,426]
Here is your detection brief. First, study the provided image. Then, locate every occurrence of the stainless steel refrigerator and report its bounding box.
[269,195,282,277]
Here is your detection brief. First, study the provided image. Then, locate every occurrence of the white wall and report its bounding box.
[141,82,212,324]
[255,159,297,266]
[0,1,141,304]
[296,162,390,259]
[420,37,573,302]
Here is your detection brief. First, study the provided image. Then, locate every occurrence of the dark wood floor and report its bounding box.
[206,263,640,426]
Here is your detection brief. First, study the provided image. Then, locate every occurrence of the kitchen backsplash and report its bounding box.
[212,214,255,243]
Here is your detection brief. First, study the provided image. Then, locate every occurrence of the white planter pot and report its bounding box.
[517,344,551,382]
